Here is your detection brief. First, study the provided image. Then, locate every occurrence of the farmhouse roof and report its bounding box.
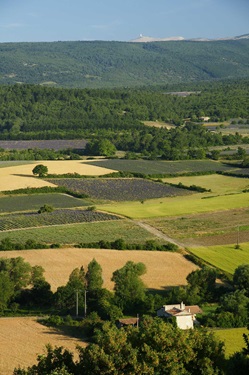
[185,305,203,314]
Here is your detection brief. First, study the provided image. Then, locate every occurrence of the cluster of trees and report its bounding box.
[14,316,226,375]
[0,257,50,312]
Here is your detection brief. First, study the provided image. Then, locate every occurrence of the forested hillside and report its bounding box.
[0,39,249,88]
[0,80,248,159]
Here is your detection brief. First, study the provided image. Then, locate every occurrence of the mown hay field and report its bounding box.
[0,220,158,245]
[87,159,236,175]
[144,208,249,246]
[0,317,83,375]
[0,160,116,191]
[163,174,249,195]
[0,248,198,291]
[98,192,249,219]
[214,328,249,357]
[188,243,249,275]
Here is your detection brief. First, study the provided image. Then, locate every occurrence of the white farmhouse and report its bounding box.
[157,302,202,330]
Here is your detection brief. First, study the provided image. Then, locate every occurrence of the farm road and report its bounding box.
[135,221,186,250]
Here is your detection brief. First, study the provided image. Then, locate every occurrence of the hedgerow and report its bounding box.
[76,238,178,251]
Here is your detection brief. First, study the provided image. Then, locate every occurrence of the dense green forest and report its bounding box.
[0,80,248,159]
[0,39,249,88]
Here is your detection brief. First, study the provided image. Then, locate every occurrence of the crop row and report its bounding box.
[0,209,120,231]
[49,178,192,201]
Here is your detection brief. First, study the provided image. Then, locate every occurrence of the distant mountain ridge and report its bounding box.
[130,33,249,42]
[0,37,249,88]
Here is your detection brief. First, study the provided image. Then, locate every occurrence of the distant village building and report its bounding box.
[157,302,202,330]
[200,116,210,122]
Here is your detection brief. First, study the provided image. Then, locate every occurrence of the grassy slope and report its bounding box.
[97,192,249,219]
[214,328,248,357]
[188,243,249,274]
[163,174,249,195]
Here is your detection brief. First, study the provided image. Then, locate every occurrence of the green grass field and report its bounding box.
[0,194,89,213]
[97,192,249,219]
[163,174,249,195]
[188,243,249,274]
[214,328,248,357]
[0,220,159,244]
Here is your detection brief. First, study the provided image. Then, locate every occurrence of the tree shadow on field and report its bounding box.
[147,285,186,295]
[12,173,39,178]
[37,319,88,342]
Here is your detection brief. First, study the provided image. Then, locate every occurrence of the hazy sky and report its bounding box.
[0,0,248,43]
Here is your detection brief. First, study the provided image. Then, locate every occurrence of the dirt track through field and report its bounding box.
[0,317,83,375]
[135,221,186,249]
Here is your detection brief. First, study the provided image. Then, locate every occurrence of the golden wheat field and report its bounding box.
[0,248,198,291]
[0,160,116,191]
[0,317,84,375]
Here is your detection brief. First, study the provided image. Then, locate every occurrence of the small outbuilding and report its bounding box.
[116,317,139,329]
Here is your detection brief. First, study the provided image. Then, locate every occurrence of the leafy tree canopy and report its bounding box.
[32,164,48,177]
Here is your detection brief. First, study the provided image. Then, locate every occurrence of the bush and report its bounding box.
[38,204,54,214]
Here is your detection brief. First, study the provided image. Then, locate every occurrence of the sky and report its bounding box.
[0,0,248,43]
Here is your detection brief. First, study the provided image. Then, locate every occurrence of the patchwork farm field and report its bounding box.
[0,220,158,244]
[87,159,237,175]
[98,192,249,219]
[0,317,83,375]
[0,248,198,291]
[0,160,116,192]
[144,208,249,246]
[163,174,249,195]
[49,178,192,201]
[188,243,249,275]
[0,194,88,213]
[0,209,120,232]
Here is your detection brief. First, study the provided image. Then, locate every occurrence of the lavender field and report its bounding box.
[49,178,192,201]
[0,209,120,231]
